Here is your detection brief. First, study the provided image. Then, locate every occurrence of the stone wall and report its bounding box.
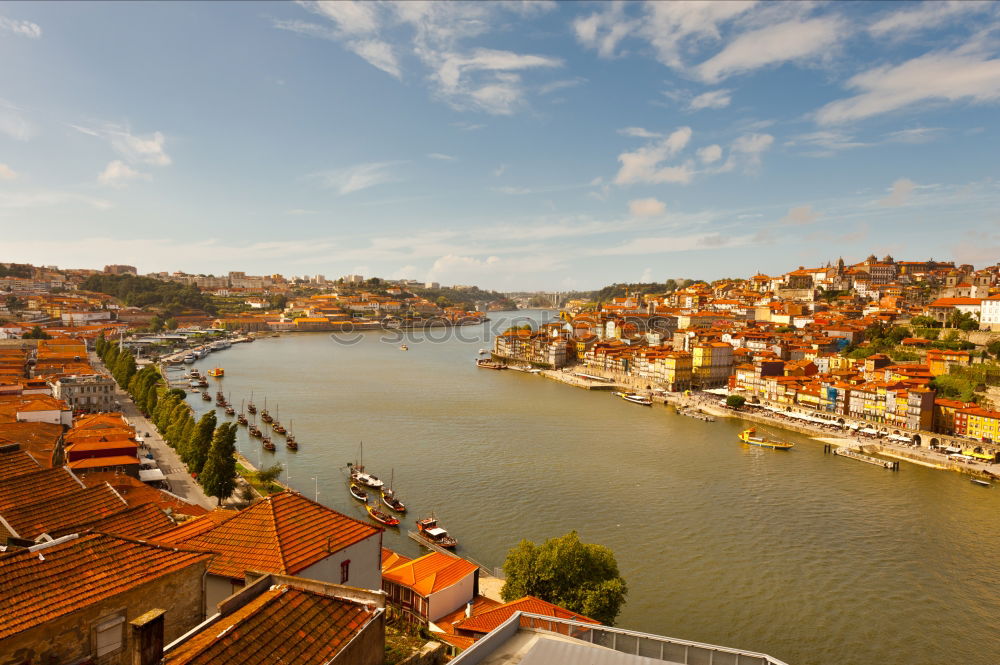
[397,641,447,665]
[0,559,207,665]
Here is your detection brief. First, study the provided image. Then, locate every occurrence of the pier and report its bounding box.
[407,530,505,580]
[824,443,899,470]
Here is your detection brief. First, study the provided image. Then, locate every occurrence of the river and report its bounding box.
[180,310,1000,665]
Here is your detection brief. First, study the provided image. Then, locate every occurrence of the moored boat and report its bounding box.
[263,437,275,451]
[366,503,400,526]
[476,358,506,370]
[247,391,257,415]
[207,367,224,377]
[739,428,794,450]
[613,391,652,406]
[249,423,261,438]
[201,391,212,401]
[349,483,368,501]
[971,478,992,487]
[225,405,235,416]
[183,354,195,364]
[260,397,272,424]
[415,516,457,548]
[350,442,383,488]
[400,344,408,351]
[381,469,406,513]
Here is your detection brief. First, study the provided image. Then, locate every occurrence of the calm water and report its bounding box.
[181,311,1000,665]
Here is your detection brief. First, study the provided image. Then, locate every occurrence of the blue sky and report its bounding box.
[2,1,1000,290]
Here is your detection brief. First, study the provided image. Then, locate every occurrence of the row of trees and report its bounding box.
[95,334,237,502]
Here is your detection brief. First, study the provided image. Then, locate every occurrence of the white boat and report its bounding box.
[614,391,652,406]
[350,442,383,488]
[183,354,196,364]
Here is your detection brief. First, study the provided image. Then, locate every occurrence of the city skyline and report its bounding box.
[2,1,1000,288]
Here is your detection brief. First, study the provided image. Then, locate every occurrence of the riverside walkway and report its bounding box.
[90,351,216,510]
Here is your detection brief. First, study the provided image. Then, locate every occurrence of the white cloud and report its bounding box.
[537,77,586,95]
[816,49,1000,125]
[614,126,694,185]
[0,103,36,142]
[781,205,819,225]
[0,16,42,38]
[868,1,993,39]
[314,161,401,195]
[617,127,662,139]
[885,127,944,144]
[347,39,401,78]
[728,133,773,168]
[573,3,637,58]
[493,164,506,177]
[310,1,380,35]
[639,267,653,282]
[878,178,917,207]
[785,130,870,155]
[430,48,563,114]
[589,232,751,256]
[628,198,666,217]
[696,16,844,83]
[107,128,171,166]
[697,144,722,164]
[98,160,150,187]
[641,1,757,69]
[689,89,732,110]
[0,190,112,210]
[428,153,456,161]
[0,163,16,180]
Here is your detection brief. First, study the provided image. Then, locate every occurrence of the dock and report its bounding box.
[825,443,899,470]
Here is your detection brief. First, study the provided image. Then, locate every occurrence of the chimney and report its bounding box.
[130,609,165,665]
[465,602,473,619]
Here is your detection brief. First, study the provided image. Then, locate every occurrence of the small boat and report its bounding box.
[381,469,406,513]
[349,442,384,488]
[197,379,209,388]
[247,391,257,415]
[476,358,506,370]
[366,503,400,526]
[183,354,195,364]
[400,344,408,351]
[349,483,368,501]
[249,424,261,438]
[201,392,212,401]
[215,391,225,401]
[189,369,201,378]
[272,405,286,434]
[739,428,794,450]
[260,397,272,424]
[207,367,224,377]
[971,478,992,487]
[415,516,457,549]
[614,391,652,406]
[262,437,276,452]
[286,438,298,451]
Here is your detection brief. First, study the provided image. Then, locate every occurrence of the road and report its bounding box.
[90,352,216,510]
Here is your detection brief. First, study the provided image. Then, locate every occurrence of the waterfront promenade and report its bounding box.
[539,365,999,479]
[90,351,216,510]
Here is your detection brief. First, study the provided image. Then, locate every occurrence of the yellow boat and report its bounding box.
[739,428,794,450]
[207,367,224,377]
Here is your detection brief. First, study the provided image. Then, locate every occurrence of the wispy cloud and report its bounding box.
[98,160,150,188]
[0,100,37,141]
[0,15,41,39]
[428,153,456,161]
[73,124,172,167]
[628,197,666,217]
[0,163,16,180]
[816,47,1000,125]
[615,126,694,185]
[868,1,995,39]
[313,161,403,195]
[573,2,637,58]
[781,205,820,225]
[0,190,112,210]
[696,15,845,83]
[878,178,917,207]
[689,89,732,110]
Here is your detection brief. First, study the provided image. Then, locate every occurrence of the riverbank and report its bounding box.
[537,365,999,480]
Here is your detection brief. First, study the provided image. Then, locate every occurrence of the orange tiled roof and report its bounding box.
[453,595,600,634]
[381,547,412,571]
[0,467,84,513]
[382,551,479,597]
[0,533,212,640]
[0,447,43,480]
[66,455,141,470]
[54,502,177,540]
[163,585,378,665]
[155,491,380,580]
[74,471,210,518]
[0,482,128,540]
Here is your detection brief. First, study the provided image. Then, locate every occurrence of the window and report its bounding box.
[94,613,125,657]
[340,559,350,584]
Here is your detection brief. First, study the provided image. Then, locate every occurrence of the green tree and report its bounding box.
[987,340,1000,358]
[187,411,217,474]
[23,325,51,339]
[910,315,939,328]
[148,314,164,333]
[95,333,107,357]
[726,395,747,409]
[256,463,283,492]
[165,403,190,446]
[200,423,238,502]
[501,531,628,625]
[164,317,179,330]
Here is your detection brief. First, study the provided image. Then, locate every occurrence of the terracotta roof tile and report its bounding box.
[0,533,212,640]
[54,502,176,540]
[163,585,377,665]
[0,482,128,540]
[382,551,479,597]
[0,467,84,513]
[156,491,380,580]
[453,595,600,634]
[74,472,210,518]
[381,547,412,571]
[0,447,42,480]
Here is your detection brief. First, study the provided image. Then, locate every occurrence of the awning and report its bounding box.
[425,527,448,537]
[848,423,861,429]
[860,428,879,435]
[139,468,167,482]
[944,446,962,454]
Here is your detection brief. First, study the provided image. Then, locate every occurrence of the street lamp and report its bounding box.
[310,476,319,502]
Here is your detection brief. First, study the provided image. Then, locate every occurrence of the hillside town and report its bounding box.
[491,255,1000,467]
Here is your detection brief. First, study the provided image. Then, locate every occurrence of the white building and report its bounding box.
[981,295,1000,332]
